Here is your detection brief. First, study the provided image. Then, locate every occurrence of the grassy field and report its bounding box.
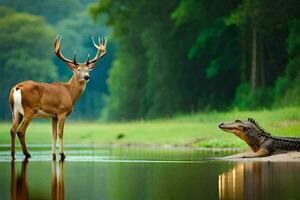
[1,107,300,150]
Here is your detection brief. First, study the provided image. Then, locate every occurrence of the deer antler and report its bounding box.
[86,36,107,69]
[54,34,78,68]
[54,34,107,70]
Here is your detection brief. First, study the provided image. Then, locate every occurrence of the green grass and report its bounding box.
[1,107,300,150]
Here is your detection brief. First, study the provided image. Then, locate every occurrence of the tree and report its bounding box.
[275,18,300,106]
[0,0,95,24]
[91,0,149,120]
[0,7,57,119]
[226,0,300,108]
[172,0,241,111]
[91,0,300,120]
[91,0,241,120]
[91,1,187,119]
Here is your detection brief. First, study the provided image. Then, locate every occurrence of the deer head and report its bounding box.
[54,35,107,83]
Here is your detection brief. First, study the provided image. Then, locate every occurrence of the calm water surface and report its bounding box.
[0,146,300,200]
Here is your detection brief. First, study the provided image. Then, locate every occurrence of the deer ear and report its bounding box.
[88,63,96,71]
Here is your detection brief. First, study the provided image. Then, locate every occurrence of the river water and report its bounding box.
[0,146,299,200]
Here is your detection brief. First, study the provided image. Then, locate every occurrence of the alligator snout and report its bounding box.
[219,123,224,128]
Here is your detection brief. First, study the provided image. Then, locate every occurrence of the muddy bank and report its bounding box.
[218,151,300,162]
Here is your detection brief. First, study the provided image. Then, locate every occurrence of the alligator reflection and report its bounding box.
[10,159,65,200]
[218,162,300,200]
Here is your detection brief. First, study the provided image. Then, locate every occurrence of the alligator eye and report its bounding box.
[235,119,242,123]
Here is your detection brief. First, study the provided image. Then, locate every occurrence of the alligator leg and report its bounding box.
[243,148,270,158]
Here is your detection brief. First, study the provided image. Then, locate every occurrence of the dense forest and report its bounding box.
[91,0,300,120]
[0,0,299,121]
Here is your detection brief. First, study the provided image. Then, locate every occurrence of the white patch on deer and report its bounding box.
[36,109,55,118]
[13,88,24,117]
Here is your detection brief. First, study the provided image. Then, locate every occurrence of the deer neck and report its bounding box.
[66,74,86,104]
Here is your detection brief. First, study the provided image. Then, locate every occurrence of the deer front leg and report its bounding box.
[52,118,58,160]
[57,115,66,160]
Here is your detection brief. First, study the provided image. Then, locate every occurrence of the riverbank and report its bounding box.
[0,107,299,149]
[219,151,300,162]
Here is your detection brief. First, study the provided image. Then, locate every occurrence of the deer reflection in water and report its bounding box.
[10,159,29,200]
[52,159,65,200]
[218,161,300,200]
[10,159,65,200]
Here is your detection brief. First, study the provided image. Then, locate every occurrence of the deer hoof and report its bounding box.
[24,152,31,158]
[60,153,65,160]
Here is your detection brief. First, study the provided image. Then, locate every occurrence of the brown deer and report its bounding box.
[9,35,107,160]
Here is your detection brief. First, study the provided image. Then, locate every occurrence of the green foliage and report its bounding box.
[285,19,300,80]
[233,83,273,110]
[0,7,57,119]
[91,0,184,120]
[0,0,96,24]
[92,0,243,120]
[205,59,221,79]
[91,0,300,121]
[225,0,262,28]
[105,55,146,120]
[277,73,300,106]
[188,18,226,60]
[275,18,300,106]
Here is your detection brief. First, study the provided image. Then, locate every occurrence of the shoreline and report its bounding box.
[0,143,241,152]
[217,151,300,162]
[1,144,299,162]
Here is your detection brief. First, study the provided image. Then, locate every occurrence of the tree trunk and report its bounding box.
[241,30,247,83]
[251,27,257,91]
[260,35,265,87]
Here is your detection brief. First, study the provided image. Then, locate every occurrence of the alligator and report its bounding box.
[219,118,300,157]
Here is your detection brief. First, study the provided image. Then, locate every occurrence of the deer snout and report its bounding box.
[84,75,90,81]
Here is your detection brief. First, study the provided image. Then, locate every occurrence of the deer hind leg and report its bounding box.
[17,111,34,158]
[57,114,66,160]
[52,117,58,160]
[10,113,23,159]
